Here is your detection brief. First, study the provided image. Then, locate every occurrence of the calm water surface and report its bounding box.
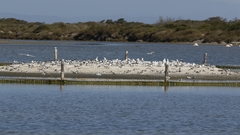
[0,84,240,135]
[1,41,240,134]
[0,41,240,66]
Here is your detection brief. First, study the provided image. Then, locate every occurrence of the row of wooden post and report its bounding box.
[54,47,207,82]
[164,53,207,82]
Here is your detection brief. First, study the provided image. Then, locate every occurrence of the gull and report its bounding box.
[193,43,199,47]
[226,44,232,47]
[163,58,166,64]
[226,44,230,47]
[166,59,169,64]
[95,57,99,61]
[13,60,19,64]
[96,72,102,76]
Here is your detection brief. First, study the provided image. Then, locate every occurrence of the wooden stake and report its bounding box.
[61,59,64,80]
[203,53,207,65]
[54,47,57,61]
[165,63,169,82]
[125,51,128,60]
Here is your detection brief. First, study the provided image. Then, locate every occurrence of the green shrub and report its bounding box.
[33,25,50,33]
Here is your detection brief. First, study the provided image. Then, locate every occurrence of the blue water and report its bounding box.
[0,41,240,66]
[1,41,240,134]
[0,84,240,135]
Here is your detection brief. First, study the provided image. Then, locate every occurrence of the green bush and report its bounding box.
[33,25,50,33]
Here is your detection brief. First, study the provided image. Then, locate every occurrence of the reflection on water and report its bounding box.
[164,85,169,91]
[0,41,240,66]
[0,84,240,134]
[60,84,64,91]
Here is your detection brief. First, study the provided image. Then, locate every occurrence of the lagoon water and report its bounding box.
[1,41,240,134]
[1,84,240,135]
[0,41,240,66]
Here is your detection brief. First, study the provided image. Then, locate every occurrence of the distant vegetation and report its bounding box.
[0,16,240,44]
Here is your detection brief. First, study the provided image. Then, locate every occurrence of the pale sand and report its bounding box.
[0,59,239,80]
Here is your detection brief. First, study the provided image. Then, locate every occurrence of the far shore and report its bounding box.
[0,39,230,46]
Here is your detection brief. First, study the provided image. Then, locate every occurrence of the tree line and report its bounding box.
[0,16,240,44]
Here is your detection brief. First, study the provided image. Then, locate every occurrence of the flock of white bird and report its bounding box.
[1,43,238,79]
[1,56,231,79]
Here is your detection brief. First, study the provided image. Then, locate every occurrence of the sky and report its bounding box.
[0,0,240,24]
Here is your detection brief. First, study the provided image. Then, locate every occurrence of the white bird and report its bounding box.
[147,51,154,54]
[19,53,35,57]
[95,57,98,61]
[13,60,19,64]
[163,58,166,64]
[166,59,169,64]
[96,72,102,76]
[226,44,231,48]
[193,43,199,47]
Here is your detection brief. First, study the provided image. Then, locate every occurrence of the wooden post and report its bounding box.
[54,47,57,61]
[61,59,64,80]
[164,63,169,82]
[203,53,207,65]
[125,51,128,60]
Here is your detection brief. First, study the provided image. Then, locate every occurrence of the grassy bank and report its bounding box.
[216,65,240,69]
[0,62,12,66]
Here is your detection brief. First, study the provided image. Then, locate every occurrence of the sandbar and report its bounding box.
[0,58,239,81]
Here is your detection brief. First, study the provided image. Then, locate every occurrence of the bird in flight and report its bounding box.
[147,51,154,54]
[18,53,35,57]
